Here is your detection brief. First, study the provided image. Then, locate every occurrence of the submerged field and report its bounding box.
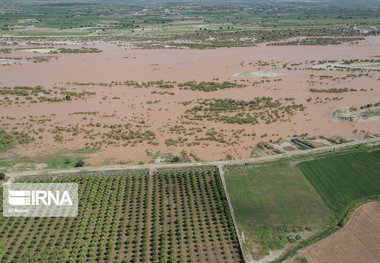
[297,151,380,216]
[0,169,243,263]
[0,0,379,170]
[0,36,379,168]
[0,1,380,263]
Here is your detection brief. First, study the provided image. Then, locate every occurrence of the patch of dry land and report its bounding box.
[0,37,380,165]
[286,201,380,263]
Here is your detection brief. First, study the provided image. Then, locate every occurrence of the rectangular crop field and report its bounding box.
[0,169,243,263]
[296,151,380,216]
[225,162,331,227]
[370,149,380,161]
[225,162,331,258]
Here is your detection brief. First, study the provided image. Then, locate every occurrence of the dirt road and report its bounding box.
[5,137,379,180]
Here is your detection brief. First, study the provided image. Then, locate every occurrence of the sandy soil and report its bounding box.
[0,37,379,165]
[286,201,380,263]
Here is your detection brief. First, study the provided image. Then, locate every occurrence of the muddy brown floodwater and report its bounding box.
[0,37,379,165]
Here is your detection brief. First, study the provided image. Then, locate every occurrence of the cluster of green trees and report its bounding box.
[55,47,102,54]
[0,48,11,54]
[0,86,47,97]
[0,129,34,152]
[178,81,245,92]
[360,101,380,109]
[0,86,97,106]
[270,37,364,46]
[103,129,157,145]
[341,59,380,65]
[309,88,355,93]
[134,25,373,49]
[164,137,187,146]
[184,97,305,125]
[26,56,54,63]
[50,122,158,148]
[0,170,242,262]
[254,225,312,255]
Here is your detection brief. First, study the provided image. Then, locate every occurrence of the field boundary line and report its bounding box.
[217,164,248,263]
[5,138,380,180]
[273,196,380,263]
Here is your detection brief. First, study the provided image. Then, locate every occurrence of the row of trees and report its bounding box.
[0,170,243,263]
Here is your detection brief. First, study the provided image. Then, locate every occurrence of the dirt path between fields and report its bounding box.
[5,137,379,180]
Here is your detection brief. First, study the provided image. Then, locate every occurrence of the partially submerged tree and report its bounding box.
[74,160,84,167]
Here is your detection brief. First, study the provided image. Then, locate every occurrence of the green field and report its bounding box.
[0,2,379,48]
[0,31,89,36]
[370,149,380,161]
[224,148,380,260]
[225,162,331,258]
[44,149,98,169]
[297,151,380,217]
